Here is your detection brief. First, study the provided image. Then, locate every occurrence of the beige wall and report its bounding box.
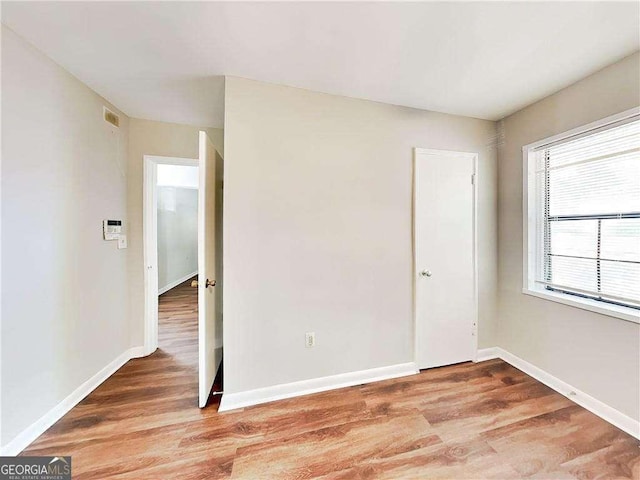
[126,119,223,347]
[497,52,640,421]
[1,26,131,447]
[157,186,198,292]
[223,77,498,394]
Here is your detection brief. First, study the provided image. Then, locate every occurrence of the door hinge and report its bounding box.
[471,174,475,185]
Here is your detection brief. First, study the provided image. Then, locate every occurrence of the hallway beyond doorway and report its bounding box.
[158,276,199,366]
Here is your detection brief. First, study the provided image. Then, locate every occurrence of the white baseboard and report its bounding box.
[158,271,197,295]
[0,346,144,456]
[475,347,499,362]
[129,346,148,359]
[476,347,640,439]
[219,362,419,412]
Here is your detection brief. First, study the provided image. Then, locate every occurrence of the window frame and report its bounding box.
[522,107,640,324]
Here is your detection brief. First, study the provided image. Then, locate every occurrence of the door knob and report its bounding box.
[191,280,198,287]
[420,270,432,277]
[205,279,216,288]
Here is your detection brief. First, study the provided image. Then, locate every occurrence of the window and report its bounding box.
[524,109,640,322]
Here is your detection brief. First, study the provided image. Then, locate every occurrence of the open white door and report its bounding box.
[198,131,221,407]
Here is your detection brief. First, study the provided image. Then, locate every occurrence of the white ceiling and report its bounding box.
[2,2,638,128]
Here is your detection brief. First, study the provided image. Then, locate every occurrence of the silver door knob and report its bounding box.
[420,270,432,277]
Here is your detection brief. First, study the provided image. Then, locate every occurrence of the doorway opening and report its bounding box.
[143,132,223,408]
[143,156,199,357]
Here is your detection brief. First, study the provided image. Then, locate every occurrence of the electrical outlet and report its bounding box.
[305,332,315,348]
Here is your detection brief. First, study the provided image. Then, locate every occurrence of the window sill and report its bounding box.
[522,287,640,324]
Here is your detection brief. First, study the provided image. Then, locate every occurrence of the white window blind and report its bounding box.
[532,116,640,309]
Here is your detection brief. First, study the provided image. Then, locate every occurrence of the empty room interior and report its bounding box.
[1,1,639,479]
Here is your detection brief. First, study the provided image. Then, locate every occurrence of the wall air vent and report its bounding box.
[103,106,120,128]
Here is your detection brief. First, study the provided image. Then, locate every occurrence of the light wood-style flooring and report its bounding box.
[22,278,640,479]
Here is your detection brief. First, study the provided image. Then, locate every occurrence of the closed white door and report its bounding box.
[198,131,222,407]
[414,149,477,369]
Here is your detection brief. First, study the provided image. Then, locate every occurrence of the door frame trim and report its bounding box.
[412,148,479,368]
[143,155,199,356]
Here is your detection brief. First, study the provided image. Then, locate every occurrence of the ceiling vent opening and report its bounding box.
[103,106,120,128]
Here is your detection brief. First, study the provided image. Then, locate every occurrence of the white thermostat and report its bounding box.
[103,219,123,240]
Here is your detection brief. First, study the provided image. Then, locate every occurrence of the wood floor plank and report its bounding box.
[422,378,575,442]
[560,436,640,480]
[20,277,640,479]
[315,436,522,480]
[231,414,440,479]
[482,404,635,478]
[361,360,526,418]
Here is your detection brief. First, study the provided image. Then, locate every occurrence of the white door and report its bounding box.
[414,149,477,369]
[198,131,222,407]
